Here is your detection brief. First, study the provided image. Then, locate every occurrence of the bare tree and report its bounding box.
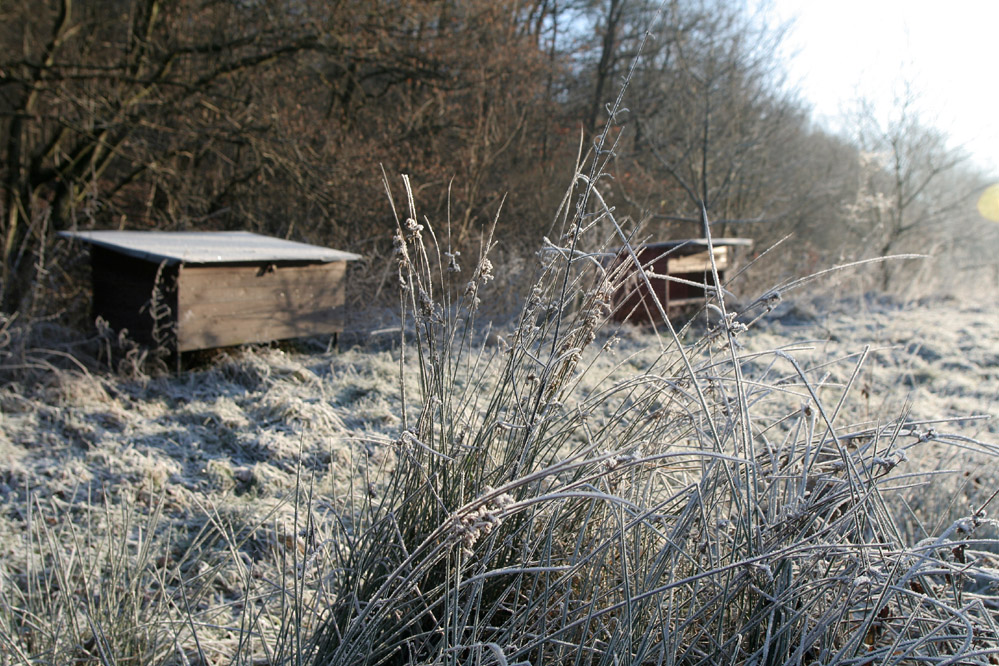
[849,85,972,291]
[634,0,798,235]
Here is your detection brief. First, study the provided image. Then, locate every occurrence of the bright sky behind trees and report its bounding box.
[767,0,999,177]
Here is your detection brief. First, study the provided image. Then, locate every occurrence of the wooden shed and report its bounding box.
[59,230,361,353]
[609,238,752,324]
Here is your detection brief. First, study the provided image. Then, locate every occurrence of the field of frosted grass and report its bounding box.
[1,289,998,664]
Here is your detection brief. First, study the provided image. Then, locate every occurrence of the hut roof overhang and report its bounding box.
[58,230,361,265]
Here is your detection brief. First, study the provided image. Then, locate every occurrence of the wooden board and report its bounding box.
[176,262,347,351]
[666,247,728,273]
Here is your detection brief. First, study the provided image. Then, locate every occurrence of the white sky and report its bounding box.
[765,0,999,178]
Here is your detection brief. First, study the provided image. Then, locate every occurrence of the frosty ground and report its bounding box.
[1,292,998,659]
[3,295,998,552]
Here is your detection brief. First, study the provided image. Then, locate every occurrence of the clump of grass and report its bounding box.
[0,492,191,664]
[0,479,339,665]
[300,136,999,663]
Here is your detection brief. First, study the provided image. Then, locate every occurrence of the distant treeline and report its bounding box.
[2,0,996,318]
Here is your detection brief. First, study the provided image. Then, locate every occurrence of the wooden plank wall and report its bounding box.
[666,247,728,274]
[175,262,347,351]
[664,248,727,304]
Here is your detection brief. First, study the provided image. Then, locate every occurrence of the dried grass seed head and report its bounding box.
[477,257,494,283]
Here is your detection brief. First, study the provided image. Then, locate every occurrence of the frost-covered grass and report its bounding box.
[2,162,999,666]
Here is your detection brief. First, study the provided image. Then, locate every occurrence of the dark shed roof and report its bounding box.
[58,230,361,265]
